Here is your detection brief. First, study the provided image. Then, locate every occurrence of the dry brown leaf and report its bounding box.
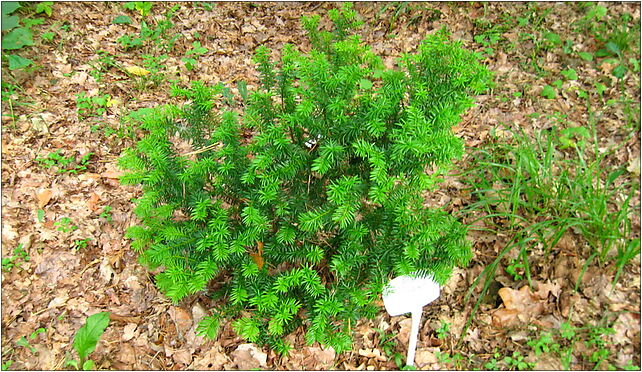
[343,361,367,370]
[415,347,439,367]
[101,169,123,179]
[627,156,640,177]
[99,258,116,283]
[493,286,546,327]
[172,349,193,365]
[109,313,141,324]
[169,306,193,334]
[36,189,53,209]
[491,308,521,328]
[116,343,137,367]
[190,346,229,370]
[534,280,562,299]
[463,327,482,352]
[47,294,69,309]
[302,346,336,369]
[87,192,101,212]
[533,353,563,370]
[358,348,387,362]
[612,312,640,345]
[232,344,268,370]
[122,323,138,341]
[397,317,412,347]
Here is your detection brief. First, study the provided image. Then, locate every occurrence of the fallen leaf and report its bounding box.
[101,169,123,179]
[612,312,640,345]
[358,348,387,362]
[169,306,192,334]
[415,347,439,367]
[533,353,562,370]
[122,323,138,341]
[109,313,141,324]
[36,189,53,209]
[87,192,101,212]
[190,346,229,370]
[125,65,150,76]
[19,234,33,251]
[172,349,192,365]
[99,258,116,283]
[47,294,69,309]
[31,115,49,134]
[493,286,545,327]
[191,302,208,325]
[343,361,367,370]
[70,71,88,85]
[232,344,268,370]
[463,327,482,352]
[78,173,101,181]
[627,156,640,176]
[492,308,521,328]
[116,343,137,366]
[397,317,412,347]
[534,280,562,299]
[300,346,336,369]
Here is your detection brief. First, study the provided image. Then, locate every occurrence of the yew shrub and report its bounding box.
[119,3,490,354]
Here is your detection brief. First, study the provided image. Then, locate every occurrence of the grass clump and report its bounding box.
[460,110,639,336]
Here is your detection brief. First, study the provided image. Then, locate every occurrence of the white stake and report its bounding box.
[383,273,440,367]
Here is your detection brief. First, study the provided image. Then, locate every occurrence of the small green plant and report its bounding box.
[182,41,208,70]
[117,5,180,52]
[112,15,132,24]
[1,361,13,370]
[15,337,37,354]
[40,30,54,43]
[527,331,559,356]
[123,1,153,17]
[88,50,119,82]
[560,68,578,80]
[435,320,450,340]
[99,206,113,223]
[55,217,78,233]
[622,360,641,370]
[502,351,534,370]
[474,32,501,57]
[541,85,556,99]
[505,258,525,281]
[484,352,501,369]
[134,54,168,89]
[376,329,404,368]
[35,2,53,17]
[30,328,46,340]
[2,244,30,272]
[74,238,91,250]
[66,312,110,371]
[1,2,35,71]
[462,117,639,315]
[436,351,466,369]
[76,92,111,120]
[35,150,93,174]
[573,4,640,80]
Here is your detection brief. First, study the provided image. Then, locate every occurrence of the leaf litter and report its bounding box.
[1,2,639,370]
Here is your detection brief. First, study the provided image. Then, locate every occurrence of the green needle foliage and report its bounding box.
[119,3,489,354]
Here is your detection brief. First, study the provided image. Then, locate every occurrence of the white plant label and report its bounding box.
[382,273,440,367]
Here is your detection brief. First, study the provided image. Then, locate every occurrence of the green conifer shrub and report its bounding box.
[119,3,490,355]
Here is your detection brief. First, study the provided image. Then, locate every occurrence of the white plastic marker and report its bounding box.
[382,273,440,367]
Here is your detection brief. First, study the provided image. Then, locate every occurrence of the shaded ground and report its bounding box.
[1,2,640,370]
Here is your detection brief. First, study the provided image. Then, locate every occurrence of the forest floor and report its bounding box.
[1,2,640,370]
